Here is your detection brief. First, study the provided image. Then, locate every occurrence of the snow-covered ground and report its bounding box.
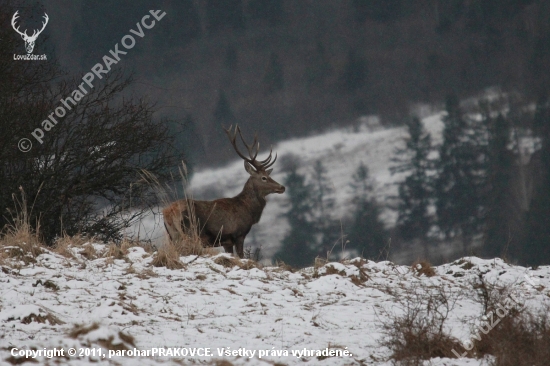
[131,113,446,261]
[1,243,549,365]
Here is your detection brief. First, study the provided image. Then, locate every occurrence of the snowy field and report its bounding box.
[1,243,549,365]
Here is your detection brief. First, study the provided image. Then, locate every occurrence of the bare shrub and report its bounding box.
[379,283,462,365]
[462,275,550,365]
[474,307,550,366]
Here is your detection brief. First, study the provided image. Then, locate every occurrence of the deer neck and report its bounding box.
[236,178,266,219]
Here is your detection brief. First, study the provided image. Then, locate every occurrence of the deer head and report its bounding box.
[224,125,285,197]
[11,11,49,54]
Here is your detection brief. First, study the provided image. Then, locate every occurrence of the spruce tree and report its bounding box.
[435,95,486,253]
[391,117,433,246]
[523,96,550,265]
[309,160,339,258]
[347,163,388,259]
[482,113,516,259]
[275,165,316,267]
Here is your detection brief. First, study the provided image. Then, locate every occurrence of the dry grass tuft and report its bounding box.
[455,258,475,270]
[69,322,101,338]
[104,243,126,260]
[136,267,158,279]
[314,256,328,270]
[274,260,297,273]
[69,323,135,350]
[151,242,186,270]
[52,236,80,259]
[412,260,436,277]
[79,243,98,260]
[213,254,241,268]
[21,311,64,325]
[5,355,39,364]
[238,259,260,270]
[0,187,44,266]
[213,361,235,366]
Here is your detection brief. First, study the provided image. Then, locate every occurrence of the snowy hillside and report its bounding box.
[1,242,549,365]
[133,113,446,261]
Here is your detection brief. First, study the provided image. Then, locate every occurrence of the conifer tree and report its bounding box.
[309,160,339,257]
[435,95,486,253]
[523,95,550,265]
[347,163,388,259]
[482,113,516,258]
[391,117,433,246]
[275,164,316,267]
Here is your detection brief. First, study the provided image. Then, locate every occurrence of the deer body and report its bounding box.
[163,126,284,258]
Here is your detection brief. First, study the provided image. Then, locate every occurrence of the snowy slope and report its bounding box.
[1,244,549,365]
[132,114,445,261]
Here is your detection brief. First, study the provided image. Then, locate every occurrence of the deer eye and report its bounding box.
[261,176,267,181]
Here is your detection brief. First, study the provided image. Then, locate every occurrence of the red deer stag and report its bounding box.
[163,125,285,258]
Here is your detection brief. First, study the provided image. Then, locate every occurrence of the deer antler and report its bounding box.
[32,13,49,39]
[11,11,49,40]
[11,11,28,38]
[224,125,276,171]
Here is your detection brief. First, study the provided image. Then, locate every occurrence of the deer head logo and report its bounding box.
[11,11,49,54]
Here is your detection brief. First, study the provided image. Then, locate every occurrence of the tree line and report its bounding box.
[277,94,550,267]
[394,94,550,266]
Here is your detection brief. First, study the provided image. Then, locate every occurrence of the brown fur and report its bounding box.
[164,162,285,258]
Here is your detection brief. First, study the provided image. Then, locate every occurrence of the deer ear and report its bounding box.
[244,161,257,176]
[266,168,273,176]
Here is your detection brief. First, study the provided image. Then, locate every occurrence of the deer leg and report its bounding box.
[235,237,245,259]
[222,243,234,255]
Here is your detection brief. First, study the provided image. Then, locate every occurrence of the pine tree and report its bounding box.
[435,95,486,253]
[391,117,433,245]
[482,113,516,258]
[275,165,316,267]
[523,95,550,265]
[347,163,388,259]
